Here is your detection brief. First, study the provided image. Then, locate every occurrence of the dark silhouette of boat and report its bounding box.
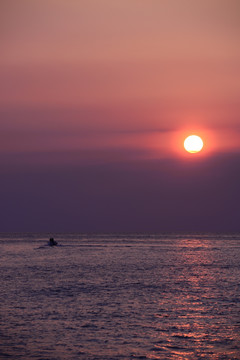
[48,237,58,246]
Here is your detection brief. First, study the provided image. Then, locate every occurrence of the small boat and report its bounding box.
[48,237,58,246]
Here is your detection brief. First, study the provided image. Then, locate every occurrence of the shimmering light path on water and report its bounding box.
[0,234,240,359]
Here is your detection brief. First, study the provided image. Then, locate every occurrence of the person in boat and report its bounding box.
[48,237,58,246]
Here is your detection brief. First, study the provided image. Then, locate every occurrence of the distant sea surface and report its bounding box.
[0,233,240,360]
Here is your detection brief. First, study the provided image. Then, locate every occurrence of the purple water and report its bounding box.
[0,233,240,359]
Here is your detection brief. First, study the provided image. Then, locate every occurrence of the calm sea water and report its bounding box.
[0,233,239,360]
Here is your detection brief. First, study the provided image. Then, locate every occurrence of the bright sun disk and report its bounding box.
[184,135,203,153]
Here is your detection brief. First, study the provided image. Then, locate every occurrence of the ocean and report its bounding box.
[0,233,239,360]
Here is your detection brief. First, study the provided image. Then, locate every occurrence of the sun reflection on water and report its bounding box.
[0,234,239,359]
[146,236,240,359]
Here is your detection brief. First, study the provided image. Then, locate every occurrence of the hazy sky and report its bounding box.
[0,0,239,232]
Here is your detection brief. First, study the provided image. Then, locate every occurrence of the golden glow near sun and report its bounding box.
[184,135,204,153]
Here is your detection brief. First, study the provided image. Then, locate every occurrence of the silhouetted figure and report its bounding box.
[48,237,58,246]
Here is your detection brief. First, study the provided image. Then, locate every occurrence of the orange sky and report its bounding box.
[0,0,240,158]
[0,0,240,232]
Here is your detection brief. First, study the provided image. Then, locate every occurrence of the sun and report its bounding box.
[184,135,203,153]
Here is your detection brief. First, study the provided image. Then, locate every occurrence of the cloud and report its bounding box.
[0,152,239,232]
